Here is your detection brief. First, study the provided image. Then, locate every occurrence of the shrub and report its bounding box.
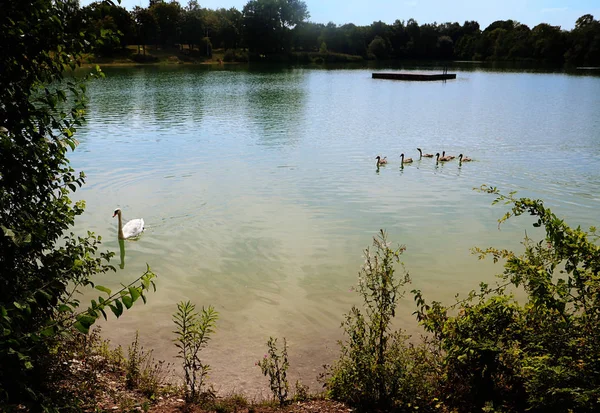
[223,49,249,63]
[368,35,389,59]
[173,301,218,402]
[125,331,173,399]
[132,53,160,63]
[257,337,289,405]
[293,380,310,402]
[413,186,600,412]
[327,230,412,409]
[0,1,156,407]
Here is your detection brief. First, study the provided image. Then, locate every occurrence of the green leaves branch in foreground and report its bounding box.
[257,337,289,406]
[0,0,154,407]
[173,301,218,402]
[411,186,600,413]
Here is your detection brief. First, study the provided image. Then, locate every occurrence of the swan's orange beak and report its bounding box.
[112,212,117,218]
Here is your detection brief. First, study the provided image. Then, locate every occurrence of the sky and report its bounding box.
[83,0,600,30]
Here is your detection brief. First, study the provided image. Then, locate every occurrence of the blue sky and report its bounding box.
[85,0,600,30]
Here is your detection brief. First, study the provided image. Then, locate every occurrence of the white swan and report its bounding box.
[113,208,144,239]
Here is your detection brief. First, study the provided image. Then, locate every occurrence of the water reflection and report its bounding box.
[72,65,600,396]
[118,239,126,269]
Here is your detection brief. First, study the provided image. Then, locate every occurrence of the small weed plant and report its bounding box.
[293,380,310,402]
[125,331,172,399]
[173,301,218,402]
[257,337,289,405]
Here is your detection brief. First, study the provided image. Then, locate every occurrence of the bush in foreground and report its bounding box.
[327,188,600,412]
[0,1,156,408]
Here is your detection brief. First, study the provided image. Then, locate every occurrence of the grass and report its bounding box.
[83,45,233,66]
[29,327,349,413]
[82,45,365,67]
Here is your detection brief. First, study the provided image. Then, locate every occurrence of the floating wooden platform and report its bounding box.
[372,72,457,81]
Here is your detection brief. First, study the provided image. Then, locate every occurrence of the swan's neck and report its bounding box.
[117,211,124,239]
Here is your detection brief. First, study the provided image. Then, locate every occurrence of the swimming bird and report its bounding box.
[400,153,413,163]
[458,154,472,162]
[436,153,451,162]
[442,151,456,160]
[376,156,388,166]
[113,208,145,240]
[417,148,434,158]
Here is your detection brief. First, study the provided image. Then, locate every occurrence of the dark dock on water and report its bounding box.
[372,72,456,81]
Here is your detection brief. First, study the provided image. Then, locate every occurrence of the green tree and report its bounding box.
[531,23,565,63]
[133,6,159,54]
[242,0,309,55]
[368,35,389,59]
[436,35,454,59]
[180,3,204,51]
[218,7,243,50]
[565,14,600,66]
[150,0,182,47]
[388,19,409,58]
[292,21,323,51]
[81,1,134,55]
[0,0,155,407]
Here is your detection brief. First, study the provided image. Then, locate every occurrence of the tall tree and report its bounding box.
[150,0,182,47]
[81,1,134,55]
[242,0,309,55]
[133,5,159,54]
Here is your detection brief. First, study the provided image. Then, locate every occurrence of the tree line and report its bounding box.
[77,0,600,65]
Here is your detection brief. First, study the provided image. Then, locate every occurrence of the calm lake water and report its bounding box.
[72,63,600,394]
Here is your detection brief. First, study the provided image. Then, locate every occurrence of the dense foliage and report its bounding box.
[79,0,599,64]
[0,0,155,408]
[328,190,600,412]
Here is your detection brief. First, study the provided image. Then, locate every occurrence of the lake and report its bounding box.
[72,63,600,395]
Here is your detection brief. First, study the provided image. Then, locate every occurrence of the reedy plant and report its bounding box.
[173,301,218,402]
[257,337,289,405]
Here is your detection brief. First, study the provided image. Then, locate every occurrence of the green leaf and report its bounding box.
[77,314,96,327]
[58,304,73,313]
[122,295,133,309]
[41,327,55,337]
[73,321,89,334]
[128,287,141,303]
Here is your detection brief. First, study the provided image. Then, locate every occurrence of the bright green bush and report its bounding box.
[413,186,600,412]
